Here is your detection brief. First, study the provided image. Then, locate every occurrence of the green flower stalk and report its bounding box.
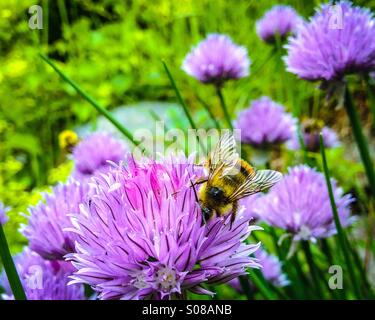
[0,205,26,300]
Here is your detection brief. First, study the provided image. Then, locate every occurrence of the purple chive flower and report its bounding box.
[287,120,340,152]
[21,180,90,260]
[0,248,84,300]
[0,202,9,225]
[256,5,303,43]
[285,1,375,81]
[234,96,296,148]
[229,248,289,290]
[182,34,250,86]
[66,155,261,300]
[240,194,262,220]
[254,165,354,242]
[72,132,128,180]
[254,249,289,287]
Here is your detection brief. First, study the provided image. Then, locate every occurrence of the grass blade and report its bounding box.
[249,269,277,300]
[196,95,221,130]
[39,53,140,149]
[162,61,206,153]
[344,87,375,199]
[238,275,253,300]
[319,133,362,299]
[216,87,233,130]
[0,225,26,300]
[301,241,323,298]
[365,75,375,130]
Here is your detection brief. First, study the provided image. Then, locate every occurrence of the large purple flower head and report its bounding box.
[67,154,261,300]
[287,119,340,152]
[1,248,84,300]
[234,96,296,148]
[21,180,90,260]
[285,1,375,81]
[0,202,9,225]
[256,5,302,43]
[72,132,128,180]
[254,165,354,242]
[182,34,250,86]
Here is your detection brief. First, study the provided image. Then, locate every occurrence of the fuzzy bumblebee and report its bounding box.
[197,132,282,226]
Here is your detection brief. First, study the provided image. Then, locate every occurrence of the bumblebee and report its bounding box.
[197,132,282,226]
[58,130,79,153]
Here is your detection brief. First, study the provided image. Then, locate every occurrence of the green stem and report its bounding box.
[216,87,233,130]
[302,241,323,298]
[344,87,375,199]
[238,275,253,300]
[0,225,26,300]
[344,235,373,298]
[320,133,362,299]
[269,227,283,259]
[365,76,375,130]
[290,255,310,299]
[251,50,275,78]
[320,239,333,266]
[249,269,277,300]
[57,0,70,27]
[162,61,206,153]
[39,54,140,150]
[196,95,221,130]
[274,33,285,102]
[42,0,49,47]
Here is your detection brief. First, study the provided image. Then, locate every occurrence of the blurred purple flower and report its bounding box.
[240,194,263,220]
[1,248,84,300]
[72,132,128,180]
[66,155,261,300]
[285,1,375,81]
[21,180,90,260]
[287,123,340,152]
[229,248,289,291]
[254,249,289,287]
[0,202,9,225]
[234,96,296,148]
[182,34,250,86]
[254,165,354,242]
[256,5,302,43]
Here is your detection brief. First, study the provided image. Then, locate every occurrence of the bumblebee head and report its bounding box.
[208,186,225,201]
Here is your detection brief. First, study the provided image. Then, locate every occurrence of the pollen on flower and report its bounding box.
[155,267,179,292]
[131,272,150,290]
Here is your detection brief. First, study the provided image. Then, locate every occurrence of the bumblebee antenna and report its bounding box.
[188,173,199,204]
[188,173,208,225]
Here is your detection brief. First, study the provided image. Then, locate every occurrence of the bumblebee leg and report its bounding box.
[191,177,208,187]
[229,202,238,230]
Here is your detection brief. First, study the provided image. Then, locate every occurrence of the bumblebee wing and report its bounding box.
[207,131,239,180]
[228,169,282,201]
